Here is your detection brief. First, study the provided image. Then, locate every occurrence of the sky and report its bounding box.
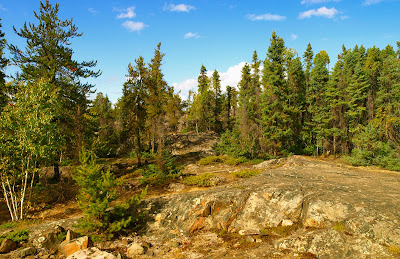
[1,0,400,103]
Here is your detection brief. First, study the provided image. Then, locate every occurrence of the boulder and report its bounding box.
[126,242,145,257]
[18,247,37,257]
[67,247,116,259]
[58,236,92,257]
[0,239,17,253]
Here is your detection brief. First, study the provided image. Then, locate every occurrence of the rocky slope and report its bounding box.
[2,154,400,258]
[140,156,400,258]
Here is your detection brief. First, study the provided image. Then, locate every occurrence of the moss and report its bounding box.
[333,222,346,232]
[388,245,400,256]
[231,169,261,178]
[261,224,297,237]
[183,173,215,187]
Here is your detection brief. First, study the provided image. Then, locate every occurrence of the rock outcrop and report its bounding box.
[141,156,400,258]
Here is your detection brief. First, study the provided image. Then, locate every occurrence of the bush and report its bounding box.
[0,229,29,243]
[73,149,146,240]
[346,123,400,171]
[231,170,261,178]
[198,155,249,166]
[183,173,215,187]
[139,150,182,186]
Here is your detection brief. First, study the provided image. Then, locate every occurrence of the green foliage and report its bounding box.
[0,229,29,243]
[73,149,146,240]
[261,225,297,237]
[9,1,101,158]
[346,123,400,171]
[139,151,182,186]
[197,155,249,166]
[231,170,261,178]
[0,221,18,230]
[183,173,215,187]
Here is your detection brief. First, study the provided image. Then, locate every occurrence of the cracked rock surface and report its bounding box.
[140,156,400,258]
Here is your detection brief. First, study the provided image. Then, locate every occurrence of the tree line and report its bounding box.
[187,31,400,170]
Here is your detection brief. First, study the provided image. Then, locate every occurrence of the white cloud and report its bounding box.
[184,32,200,39]
[116,6,136,19]
[291,34,298,40]
[301,0,340,4]
[299,6,339,19]
[247,13,286,21]
[363,0,384,5]
[172,62,247,100]
[122,21,147,32]
[164,4,195,12]
[88,8,97,15]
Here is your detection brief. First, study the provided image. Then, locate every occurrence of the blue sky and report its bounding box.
[1,0,400,102]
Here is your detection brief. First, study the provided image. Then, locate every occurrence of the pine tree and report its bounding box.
[9,1,100,160]
[0,19,7,110]
[122,57,148,166]
[261,31,290,156]
[307,50,330,155]
[73,149,147,240]
[211,70,222,132]
[147,43,168,154]
[90,93,118,158]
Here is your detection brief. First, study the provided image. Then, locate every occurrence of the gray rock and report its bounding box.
[18,247,37,257]
[127,242,145,257]
[66,247,116,259]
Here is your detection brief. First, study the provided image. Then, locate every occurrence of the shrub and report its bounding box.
[231,170,261,178]
[198,156,225,165]
[198,155,249,166]
[139,150,182,186]
[73,149,146,240]
[183,173,215,187]
[346,123,400,171]
[0,229,29,243]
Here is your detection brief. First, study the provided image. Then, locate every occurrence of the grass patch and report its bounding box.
[183,173,215,187]
[216,229,258,250]
[333,222,346,232]
[261,224,297,237]
[231,169,261,178]
[198,155,253,166]
[0,221,18,230]
[0,229,30,243]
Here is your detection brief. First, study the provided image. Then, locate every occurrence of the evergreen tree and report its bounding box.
[307,50,330,155]
[9,1,101,161]
[122,57,148,166]
[90,93,118,158]
[261,31,291,155]
[0,19,7,110]
[211,70,222,132]
[147,43,168,154]
[286,52,306,152]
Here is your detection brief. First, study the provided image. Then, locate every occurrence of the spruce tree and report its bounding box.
[147,43,168,154]
[261,31,290,156]
[307,50,330,155]
[211,70,222,132]
[122,57,148,166]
